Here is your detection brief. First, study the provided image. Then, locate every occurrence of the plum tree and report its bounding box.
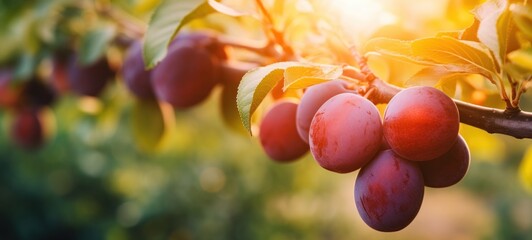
[419,135,471,188]
[309,93,382,173]
[122,41,155,99]
[151,33,221,109]
[259,101,309,162]
[355,149,424,232]
[383,86,460,161]
[296,80,352,143]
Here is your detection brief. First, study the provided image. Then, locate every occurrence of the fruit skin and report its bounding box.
[151,40,219,109]
[67,56,115,97]
[168,31,227,60]
[383,86,459,161]
[21,78,57,108]
[355,149,424,232]
[122,41,155,99]
[259,101,309,162]
[51,50,72,94]
[419,135,470,188]
[309,93,382,173]
[11,108,44,150]
[296,80,351,143]
[0,70,21,108]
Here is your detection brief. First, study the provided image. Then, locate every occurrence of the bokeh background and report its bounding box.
[1,0,532,239]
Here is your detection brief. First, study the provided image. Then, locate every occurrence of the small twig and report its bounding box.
[95,2,146,38]
[254,0,295,59]
[217,35,279,58]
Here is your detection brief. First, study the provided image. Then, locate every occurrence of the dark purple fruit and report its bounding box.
[67,56,115,97]
[122,41,154,99]
[355,150,424,232]
[419,135,470,188]
[11,108,44,150]
[21,78,57,108]
[151,39,219,109]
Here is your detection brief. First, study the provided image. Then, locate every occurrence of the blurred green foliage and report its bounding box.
[0,88,531,239]
[0,0,531,239]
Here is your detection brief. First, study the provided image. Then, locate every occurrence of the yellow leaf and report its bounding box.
[460,124,506,163]
[519,146,532,192]
[130,99,167,152]
[237,61,304,134]
[508,48,532,71]
[412,37,497,77]
[283,64,342,90]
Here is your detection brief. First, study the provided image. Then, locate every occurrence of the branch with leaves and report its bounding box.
[136,0,532,142]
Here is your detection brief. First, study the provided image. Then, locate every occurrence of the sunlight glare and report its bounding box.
[329,0,397,44]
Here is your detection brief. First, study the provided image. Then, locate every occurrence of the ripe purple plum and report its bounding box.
[68,56,115,97]
[419,135,470,188]
[168,31,227,60]
[259,101,309,162]
[151,39,219,109]
[11,108,44,150]
[355,149,424,232]
[296,80,352,143]
[309,93,382,173]
[383,86,459,161]
[122,41,155,99]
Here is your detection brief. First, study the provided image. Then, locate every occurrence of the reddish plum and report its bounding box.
[383,86,459,161]
[259,101,309,162]
[309,93,382,173]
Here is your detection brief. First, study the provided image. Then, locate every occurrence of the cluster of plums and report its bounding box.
[0,46,116,150]
[1,31,234,150]
[258,81,470,232]
[122,32,229,108]
[0,34,120,150]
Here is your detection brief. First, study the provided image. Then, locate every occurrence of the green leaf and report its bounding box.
[363,37,432,65]
[508,47,532,71]
[283,64,342,90]
[78,25,116,65]
[411,37,497,78]
[510,3,532,41]
[406,65,473,87]
[130,99,166,152]
[473,0,505,59]
[207,0,249,16]
[237,61,302,134]
[143,0,215,68]
[472,0,518,66]
[497,9,519,63]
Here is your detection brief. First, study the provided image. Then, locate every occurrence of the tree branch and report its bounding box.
[366,77,532,139]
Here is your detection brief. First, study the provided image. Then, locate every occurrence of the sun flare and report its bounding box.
[328,0,397,43]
